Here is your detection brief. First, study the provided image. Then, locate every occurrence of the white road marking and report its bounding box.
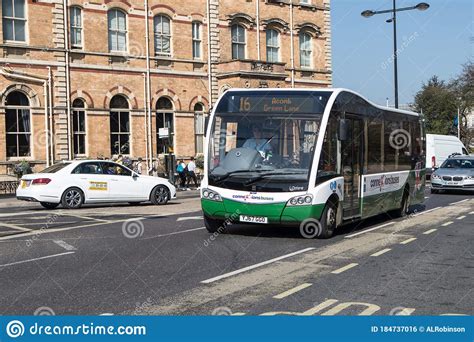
[470,211,474,215]
[449,199,469,205]
[0,211,45,218]
[53,240,77,251]
[400,237,417,245]
[424,196,429,199]
[412,207,441,217]
[442,221,453,227]
[345,222,394,238]
[0,223,32,232]
[143,227,206,240]
[201,248,315,284]
[56,212,111,223]
[423,229,437,235]
[176,216,203,222]
[394,308,416,316]
[370,248,391,257]
[0,251,75,268]
[231,313,246,316]
[331,263,358,274]
[273,283,312,299]
[456,215,466,220]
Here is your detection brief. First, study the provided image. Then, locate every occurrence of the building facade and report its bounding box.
[0,0,332,174]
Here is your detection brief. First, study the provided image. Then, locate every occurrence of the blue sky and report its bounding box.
[331,0,473,106]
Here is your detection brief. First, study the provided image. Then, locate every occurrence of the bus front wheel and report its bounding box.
[318,201,337,239]
[204,215,225,234]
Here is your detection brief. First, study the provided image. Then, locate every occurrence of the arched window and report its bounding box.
[110,95,130,155]
[72,98,86,155]
[299,32,312,68]
[2,0,26,42]
[231,24,246,60]
[154,15,171,56]
[194,103,205,154]
[266,29,279,63]
[70,6,82,48]
[108,9,127,52]
[5,91,30,157]
[156,97,174,154]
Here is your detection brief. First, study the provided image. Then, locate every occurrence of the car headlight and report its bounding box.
[431,174,441,180]
[287,195,313,206]
[201,188,222,202]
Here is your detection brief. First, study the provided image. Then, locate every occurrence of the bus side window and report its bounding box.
[316,115,339,184]
[367,118,383,173]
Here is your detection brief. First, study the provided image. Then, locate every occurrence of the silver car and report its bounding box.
[431,155,474,193]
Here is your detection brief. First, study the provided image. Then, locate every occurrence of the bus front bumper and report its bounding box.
[201,198,325,225]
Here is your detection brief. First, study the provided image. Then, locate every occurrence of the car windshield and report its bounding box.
[440,158,474,169]
[208,91,330,191]
[40,163,71,173]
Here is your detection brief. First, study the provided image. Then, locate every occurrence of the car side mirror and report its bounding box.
[338,119,348,141]
[132,172,139,178]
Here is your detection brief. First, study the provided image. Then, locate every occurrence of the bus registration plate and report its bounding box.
[240,215,268,224]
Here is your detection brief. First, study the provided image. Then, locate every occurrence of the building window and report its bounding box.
[231,24,246,60]
[194,103,205,154]
[266,29,279,63]
[108,9,127,52]
[70,6,82,48]
[2,0,26,42]
[5,91,30,157]
[299,32,312,68]
[110,95,130,155]
[72,98,86,155]
[192,22,202,59]
[154,15,171,56]
[156,97,174,154]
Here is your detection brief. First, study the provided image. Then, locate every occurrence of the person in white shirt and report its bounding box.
[186,157,198,189]
[243,124,272,155]
[135,157,144,175]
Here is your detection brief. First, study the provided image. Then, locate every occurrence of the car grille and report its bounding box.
[442,176,452,181]
[453,176,463,182]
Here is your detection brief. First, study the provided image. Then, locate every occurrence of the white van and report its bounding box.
[426,134,469,177]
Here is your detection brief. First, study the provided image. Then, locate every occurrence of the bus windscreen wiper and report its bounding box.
[210,170,259,183]
[243,171,307,185]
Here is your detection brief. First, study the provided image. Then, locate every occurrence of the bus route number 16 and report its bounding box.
[240,97,251,112]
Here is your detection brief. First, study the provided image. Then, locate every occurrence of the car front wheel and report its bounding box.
[150,185,170,205]
[61,187,84,209]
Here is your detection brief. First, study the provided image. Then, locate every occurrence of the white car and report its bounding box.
[16,160,177,209]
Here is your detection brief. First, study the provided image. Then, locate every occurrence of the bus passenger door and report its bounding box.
[341,117,363,218]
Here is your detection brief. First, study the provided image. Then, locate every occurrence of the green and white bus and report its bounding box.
[201,89,425,238]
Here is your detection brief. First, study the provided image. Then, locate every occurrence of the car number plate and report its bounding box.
[446,181,459,185]
[239,215,268,224]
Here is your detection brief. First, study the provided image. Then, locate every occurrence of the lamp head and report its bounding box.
[361,10,375,18]
[415,2,430,11]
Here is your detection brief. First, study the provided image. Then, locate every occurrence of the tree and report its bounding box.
[450,61,474,148]
[413,62,474,150]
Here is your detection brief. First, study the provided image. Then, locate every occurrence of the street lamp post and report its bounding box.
[361,2,430,109]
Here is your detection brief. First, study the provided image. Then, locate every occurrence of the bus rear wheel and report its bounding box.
[318,201,337,239]
[204,215,225,234]
[393,188,410,218]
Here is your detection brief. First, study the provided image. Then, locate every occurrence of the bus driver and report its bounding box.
[243,124,272,155]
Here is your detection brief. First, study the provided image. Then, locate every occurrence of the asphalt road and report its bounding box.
[0,188,472,316]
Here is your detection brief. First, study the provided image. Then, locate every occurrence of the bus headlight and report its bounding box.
[202,188,222,202]
[287,195,313,206]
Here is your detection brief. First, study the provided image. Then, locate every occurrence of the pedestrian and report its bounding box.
[186,157,199,189]
[176,159,187,189]
[134,157,144,175]
[116,154,123,165]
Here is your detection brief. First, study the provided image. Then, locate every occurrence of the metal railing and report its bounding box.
[0,181,19,195]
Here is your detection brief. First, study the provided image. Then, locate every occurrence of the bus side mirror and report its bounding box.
[338,119,348,141]
[204,116,209,137]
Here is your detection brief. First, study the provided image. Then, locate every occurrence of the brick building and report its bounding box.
[0,0,332,174]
